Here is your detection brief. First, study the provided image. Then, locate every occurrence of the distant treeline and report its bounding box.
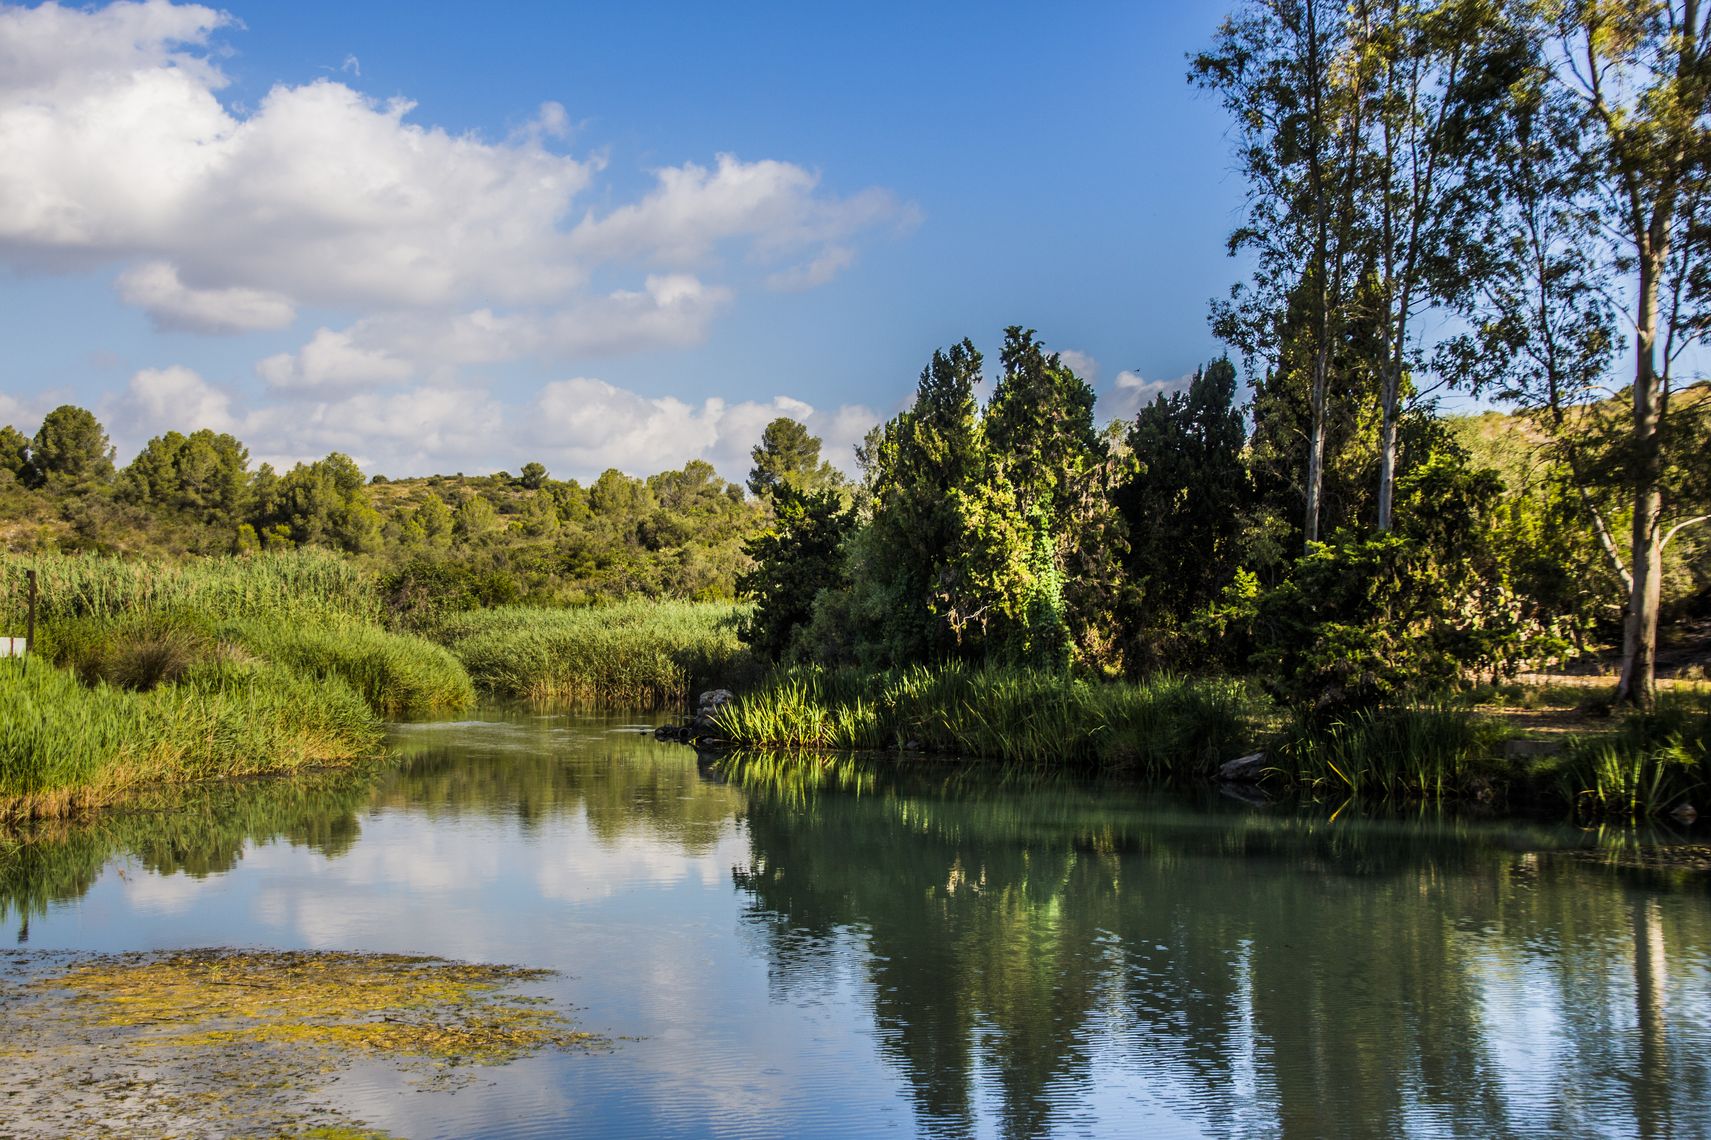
[0,406,766,609]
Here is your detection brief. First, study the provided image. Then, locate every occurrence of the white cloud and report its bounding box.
[118,261,296,332]
[766,245,856,292]
[526,379,876,481]
[0,2,911,350]
[1099,368,1191,423]
[245,384,504,473]
[1057,349,1099,383]
[108,365,238,447]
[569,154,909,271]
[256,326,414,393]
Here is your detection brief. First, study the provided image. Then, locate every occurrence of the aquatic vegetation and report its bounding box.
[0,948,605,1137]
[10,549,381,625]
[432,600,753,706]
[1276,706,1514,801]
[0,658,382,820]
[712,664,1263,774]
[1543,695,1711,817]
[230,617,474,718]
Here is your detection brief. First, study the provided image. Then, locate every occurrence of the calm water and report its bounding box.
[4,708,1710,1138]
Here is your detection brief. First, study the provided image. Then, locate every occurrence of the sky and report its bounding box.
[0,0,1251,482]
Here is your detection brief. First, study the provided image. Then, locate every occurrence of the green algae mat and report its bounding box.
[0,948,608,1138]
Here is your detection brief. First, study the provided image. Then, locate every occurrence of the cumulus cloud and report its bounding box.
[106,364,238,451]
[766,245,856,292]
[1099,368,1191,424]
[525,379,876,481]
[118,261,296,332]
[1056,348,1099,383]
[257,327,414,393]
[97,360,872,483]
[0,1,911,358]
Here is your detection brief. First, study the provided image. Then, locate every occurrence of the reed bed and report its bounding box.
[40,611,473,719]
[4,550,381,626]
[1274,707,1513,801]
[0,659,382,821]
[230,619,474,719]
[710,664,1262,775]
[431,601,751,707]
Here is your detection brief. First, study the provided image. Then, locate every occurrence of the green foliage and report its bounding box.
[746,418,843,499]
[0,658,381,815]
[429,601,752,707]
[1115,357,1250,667]
[29,405,115,488]
[712,663,1262,775]
[1275,706,1513,801]
[518,462,548,490]
[737,486,854,661]
[120,430,251,528]
[253,453,382,554]
[0,425,29,481]
[1252,447,1542,712]
[1544,696,1711,818]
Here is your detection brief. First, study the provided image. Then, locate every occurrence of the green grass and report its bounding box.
[1541,695,1711,817]
[0,657,382,820]
[430,601,752,707]
[40,610,474,720]
[6,550,381,626]
[1274,706,1515,801]
[711,664,1264,775]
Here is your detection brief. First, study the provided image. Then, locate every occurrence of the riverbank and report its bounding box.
[0,553,748,820]
[6,552,1707,824]
[706,664,1711,819]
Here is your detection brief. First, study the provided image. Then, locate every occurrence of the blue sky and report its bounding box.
[0,0,1248,480]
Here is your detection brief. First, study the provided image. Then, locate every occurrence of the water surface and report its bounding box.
[3,708,1708,1138]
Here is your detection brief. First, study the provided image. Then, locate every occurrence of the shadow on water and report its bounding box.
[716,749,1711,1139]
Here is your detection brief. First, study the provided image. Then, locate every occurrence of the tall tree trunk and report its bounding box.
[1616,244,1666,708]
[1305,344,1329,546]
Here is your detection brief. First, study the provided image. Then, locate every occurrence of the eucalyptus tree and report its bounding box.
[1537,0,1711,705]
[1195,0,1369,548]
[1358,0,1527,531]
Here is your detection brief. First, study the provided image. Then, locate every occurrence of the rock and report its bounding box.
[696,689,735,713]
[1671,803,1699,825]
[1218,752,1267,782]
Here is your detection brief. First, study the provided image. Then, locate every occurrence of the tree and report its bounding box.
[0,425,28,482]
[1195,0,1369,549]
[30,405,114,487]
[737,486,856,660]
[1541,0,1711,706]
[747,418,843,500]
[519,462,548,490]
[1115,358,1251,665]
[254,453,381,553]
[453,495,501,545]
[121,429,251,525]
[982,328,1125,669]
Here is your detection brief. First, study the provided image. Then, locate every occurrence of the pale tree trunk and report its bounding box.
[1305,346,1329,546]
[1615,244,1666,708]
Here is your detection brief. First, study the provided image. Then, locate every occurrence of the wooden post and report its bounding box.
[24,568,35,673]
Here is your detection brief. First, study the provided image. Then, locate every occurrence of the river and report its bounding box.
[3,708,1708,1138]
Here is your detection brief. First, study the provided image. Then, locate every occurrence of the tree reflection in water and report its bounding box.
[720,751,1711,1138]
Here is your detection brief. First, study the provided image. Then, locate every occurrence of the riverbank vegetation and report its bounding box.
[3,3,1710,819]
